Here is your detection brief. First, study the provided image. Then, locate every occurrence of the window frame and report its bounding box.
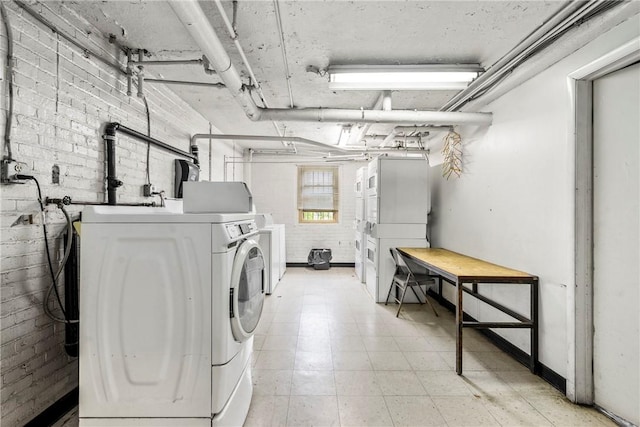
[297,166,340,224]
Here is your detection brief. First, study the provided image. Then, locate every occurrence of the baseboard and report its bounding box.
[25,387,78,427]
[286,262,356,268]
[426,289,567,394]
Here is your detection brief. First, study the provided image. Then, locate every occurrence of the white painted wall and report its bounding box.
[248,161,362,263]
[429,15,640,379]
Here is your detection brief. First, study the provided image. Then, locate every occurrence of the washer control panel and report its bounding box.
[224,220,257,242]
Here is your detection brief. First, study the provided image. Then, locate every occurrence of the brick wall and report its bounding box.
[249,161,362,263]
[0,3,243,425]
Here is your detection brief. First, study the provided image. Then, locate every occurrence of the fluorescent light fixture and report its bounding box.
[328,64,481,90]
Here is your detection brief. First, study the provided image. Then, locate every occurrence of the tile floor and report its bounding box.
[244,267,614,427]
[54,267,614,427]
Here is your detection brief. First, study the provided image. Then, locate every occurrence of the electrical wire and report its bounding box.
[142,96,151,184]
[1,2,15,160]
[18,175,77,323]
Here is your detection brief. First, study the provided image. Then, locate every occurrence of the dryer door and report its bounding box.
[230,238,265,342]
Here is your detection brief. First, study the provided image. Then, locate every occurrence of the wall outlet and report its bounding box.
[142,183,156,197]
[1,159,28,184]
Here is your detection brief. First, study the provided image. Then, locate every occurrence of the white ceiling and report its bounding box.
[65,0,567,151]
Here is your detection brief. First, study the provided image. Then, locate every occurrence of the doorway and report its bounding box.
[591,62,639,425]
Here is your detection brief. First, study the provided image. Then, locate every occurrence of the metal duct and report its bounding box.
[169,0,493,127]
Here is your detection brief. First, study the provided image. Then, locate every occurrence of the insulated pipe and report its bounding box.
[169,0,261,120]
[259,108,492,125]
[170,0,493,126]
[382,91,392,111]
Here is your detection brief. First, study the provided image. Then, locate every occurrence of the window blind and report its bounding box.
[297,166,339,211]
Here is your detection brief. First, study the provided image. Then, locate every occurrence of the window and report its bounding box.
[297,166,339,223]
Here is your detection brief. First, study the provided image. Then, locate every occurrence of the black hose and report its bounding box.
[17,175,69,320]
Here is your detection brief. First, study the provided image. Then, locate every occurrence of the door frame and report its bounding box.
[568,37,640,404]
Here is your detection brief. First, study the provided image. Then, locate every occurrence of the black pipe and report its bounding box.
[103,122,197,205]
[104,124,121,205]
[110,123,197,162]
[64,226,79,357]
[46,196,155,207]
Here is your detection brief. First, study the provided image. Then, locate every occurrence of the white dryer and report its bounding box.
[79,206,265,427]
[274,224,286,279]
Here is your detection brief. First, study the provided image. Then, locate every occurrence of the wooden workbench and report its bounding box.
[396,247,539,375]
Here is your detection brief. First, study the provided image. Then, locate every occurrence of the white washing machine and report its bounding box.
[79,205,265,426]
[258,225,281,294]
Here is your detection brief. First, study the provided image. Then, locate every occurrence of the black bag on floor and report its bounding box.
[307,248,332,270]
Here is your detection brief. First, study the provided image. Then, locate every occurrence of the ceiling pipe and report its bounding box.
[273,0,295,108]
[169,0,492,126]
[393,125,450,134]
[381,130,399,147]
[128,58,206,66]
[441,0,609,112]
[190,133,350,153]
[361,135,423,144]
[345,92,386,146]
[382,91,392,111]
[144,78,226,88]
[190,133,429,155]
[212,0,286,142]
[259,108,492,125]
[169,0,261,119]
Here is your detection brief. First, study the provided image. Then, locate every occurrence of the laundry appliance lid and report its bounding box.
[82,205,256,224]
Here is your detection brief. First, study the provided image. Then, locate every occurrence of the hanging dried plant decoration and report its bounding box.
[442,129,462,179]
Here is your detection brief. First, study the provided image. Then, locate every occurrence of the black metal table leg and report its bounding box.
[456,279,463,375]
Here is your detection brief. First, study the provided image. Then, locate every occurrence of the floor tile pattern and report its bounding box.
[54,267,614,427]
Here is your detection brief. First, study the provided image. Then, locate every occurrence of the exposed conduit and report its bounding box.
[168,0,493,126]
[441,0,623,112]
[272,0,295,108]
[213,0,285,140]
